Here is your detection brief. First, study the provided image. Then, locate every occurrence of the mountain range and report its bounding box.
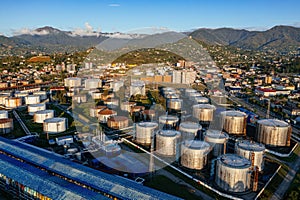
[1,25,300,56]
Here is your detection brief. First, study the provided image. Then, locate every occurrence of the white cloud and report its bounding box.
[108,4,120,7]
[12,28,51,36]
[69,22,101,37]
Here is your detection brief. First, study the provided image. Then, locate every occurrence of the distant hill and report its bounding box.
[189,25,300,52]
[1,25,300,56]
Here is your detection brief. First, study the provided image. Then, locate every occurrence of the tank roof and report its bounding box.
[193,104,216,109]
[29,103,45,107]
[159,115,179,121]
[169,98,183,102]
[66,77,81,80]
[99,108,117,115]
[131,81,145,86]
[180,121,202,130]
[138,122,158,128]
[219,154,251,168]
[221,110,247,117]
[237,140,265,152]
[44,117,66,123]
[108,116,128,122]
[205,129,229,139]
[35,109,54,114]
[158,130,181,137]
[183,140,210,150]
[257,119,289,127]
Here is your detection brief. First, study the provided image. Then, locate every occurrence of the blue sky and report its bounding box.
[0,0,300,36]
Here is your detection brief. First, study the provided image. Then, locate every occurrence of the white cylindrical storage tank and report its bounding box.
[167,99,182,110]
[135,122,158,145]
[179,121,202,140]
[0,118,14,134]
[98,109,117,123]
[130,81,145,96]
[33,91,47,100]
[215,154,251,193]
[156,130,181,156]
[221,110,247,135]
[0,111,8,119]
[120,101,136,112]
[107,116,129,129]
[91,91,102,100]
[180,140,211,170]
[28,103,46,115]
[192,104,216,122]
[4,97,22,108]
[256,119,291,147]
[235,140,265,171]
[204,129,229,157]
[34,110,55,123]
[104,98,119,109]
[0,94,9,105]
[193,96,209,104]
[64,77,82,88]
[85,78,102,90]
[43,117,67,134]
[159,115,179,129]
[25,95,40,105]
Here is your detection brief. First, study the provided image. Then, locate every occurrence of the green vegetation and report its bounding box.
[285,168,300,200]
[145,175,202,200]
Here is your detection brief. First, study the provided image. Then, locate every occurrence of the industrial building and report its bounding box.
[0,137,180,200]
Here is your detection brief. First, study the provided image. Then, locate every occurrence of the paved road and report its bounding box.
[270,149,300,200]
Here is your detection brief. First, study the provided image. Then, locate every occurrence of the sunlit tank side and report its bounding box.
[192,104,216,122]
[158,115,179,129]
[135,122,158,145]
[25,95,41,105]
[64,77,82,88]
[34,110,55,123]
[179,121,202,140]
[0,118,14,134]
[215,154,252,193]
[155,130,181,156]
[167,99,183,111]
[256,119,291,146]
[33,91,47,101]
[204,129,229,157]
[235,140,265,171]
[84,78,102,90]
[180,140,211,170]
[0,111,8,119]
[221,110,247,135]
[4,97,22,108]
[107,116,129,129]
[43,117,67,134]
[28,103,46,115]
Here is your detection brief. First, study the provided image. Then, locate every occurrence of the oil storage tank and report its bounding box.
[0,118,13,134]
[158,115,179,129]
[221,110,247,135]
[4,97,22,108]
[192,104,216,123]
[167,99,183,111]
[155,130,181,156]
[256,119,291,146]
[25,95,40,105]
[34,110,55,123]
[43,117,67,134]
[193,96,210,104]
[0,110,8,119]
[179,121,202,140]
[107,116,129,129]
[215,154,251,193]
[180,140,211,170]
[235,140,265,171]
[135,122,158,145]
[204,130,229,157]
[85,78,102,90]
[64,77,82,88]
[28,103,46,115]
